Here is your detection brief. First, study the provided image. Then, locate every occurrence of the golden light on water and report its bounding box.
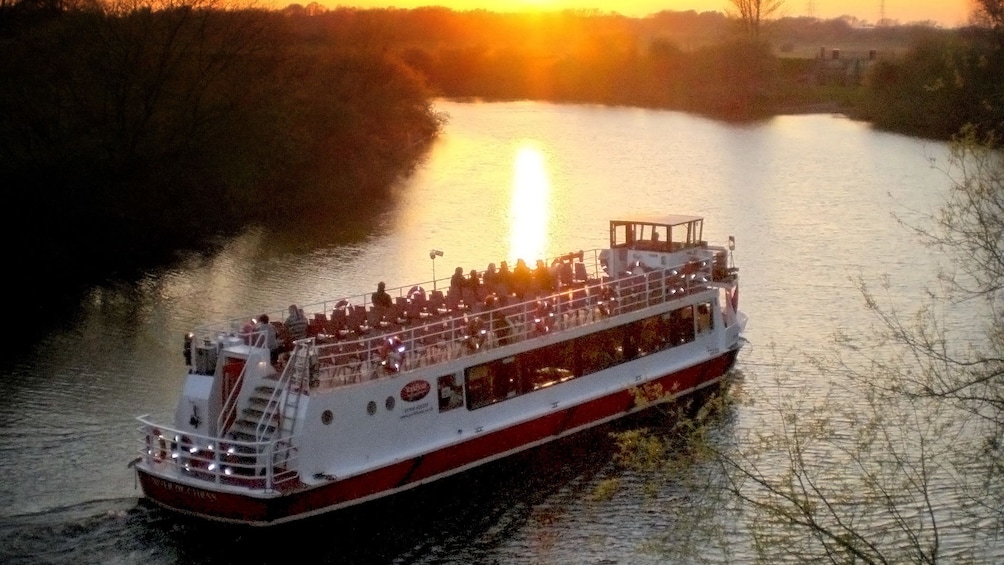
[508,143,550,263]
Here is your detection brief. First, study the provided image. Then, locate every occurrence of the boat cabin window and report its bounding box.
[610,218,705,252]
[438,374,464,412]
[696,302,714,334]
[463,303,705,410]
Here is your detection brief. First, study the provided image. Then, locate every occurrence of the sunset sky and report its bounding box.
[329,1,974,27]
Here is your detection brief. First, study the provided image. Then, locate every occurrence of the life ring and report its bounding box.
[464,317,488,351]
[533,300,554,335]
[379,336,405,372]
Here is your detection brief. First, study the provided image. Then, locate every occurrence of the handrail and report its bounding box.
[306,252,731,391]
[189,248,610,346]
[136,417,300,491]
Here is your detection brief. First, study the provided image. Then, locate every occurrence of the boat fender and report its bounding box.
[379,336,405,373]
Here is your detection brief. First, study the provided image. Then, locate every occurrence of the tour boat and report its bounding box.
[131,215,746,526]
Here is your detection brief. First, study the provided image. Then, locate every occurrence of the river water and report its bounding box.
[0,100,967,563]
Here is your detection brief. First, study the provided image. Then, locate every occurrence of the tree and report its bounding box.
[727,0,785,39]
[610,130,1004,562]
[972,0,1004,31]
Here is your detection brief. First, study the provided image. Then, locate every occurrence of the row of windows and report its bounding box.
[442,301,715,411]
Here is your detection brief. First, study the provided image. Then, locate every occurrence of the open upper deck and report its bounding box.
[610,215,705,253]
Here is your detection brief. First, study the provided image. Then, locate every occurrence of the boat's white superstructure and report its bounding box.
[132,215,745,526]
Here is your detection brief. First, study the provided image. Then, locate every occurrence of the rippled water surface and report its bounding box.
[0,100,971,563]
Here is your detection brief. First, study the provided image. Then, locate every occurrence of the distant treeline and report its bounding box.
[278,6,1003,139]
[3,1,1003,300]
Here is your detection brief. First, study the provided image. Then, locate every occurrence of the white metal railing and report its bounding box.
[294,253,733,391]
[136,417,299,490]
[189,249,610,348]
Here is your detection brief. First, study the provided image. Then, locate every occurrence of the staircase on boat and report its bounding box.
[221,347,311,480]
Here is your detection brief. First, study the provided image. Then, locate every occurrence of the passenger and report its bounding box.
[483,263,499,293]
[467,269,481,298]
[497,261,513,295]
[549,258,562,288]
[450,267,466,299]
[371,281,393,309]
[534,259,553,294]
[285,304,309,342]
[241,318,257,345]
[257,314,280,365]
[487,296,514,346]
[512,259,532,298]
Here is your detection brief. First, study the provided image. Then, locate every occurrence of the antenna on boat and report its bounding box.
[429,249,444,289]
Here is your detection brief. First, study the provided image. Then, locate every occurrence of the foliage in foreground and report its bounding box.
[607,132,1004,563]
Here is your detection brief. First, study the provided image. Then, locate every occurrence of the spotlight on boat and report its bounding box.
[430,249,444,289]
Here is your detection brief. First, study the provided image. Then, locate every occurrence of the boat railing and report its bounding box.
[299,251,729,391]
[136,416,300,491]
[190,249,611,351]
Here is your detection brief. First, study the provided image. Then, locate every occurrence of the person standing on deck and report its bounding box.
[372,282,393,309]
[285,304,308,342]
[257,314,280,365]
[450,267,466,300]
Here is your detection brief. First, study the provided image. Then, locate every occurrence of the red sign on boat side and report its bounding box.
[400,380,431,402]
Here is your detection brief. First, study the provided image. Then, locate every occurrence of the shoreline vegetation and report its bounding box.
[1,1,1001,318]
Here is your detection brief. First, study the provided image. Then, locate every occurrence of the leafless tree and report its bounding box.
[610,130,1004,562]
[726,0,785,39]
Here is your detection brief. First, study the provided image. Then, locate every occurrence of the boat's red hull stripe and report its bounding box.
[138,348,739,524]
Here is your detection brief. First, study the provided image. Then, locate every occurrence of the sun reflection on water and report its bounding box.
[508,143,550,263]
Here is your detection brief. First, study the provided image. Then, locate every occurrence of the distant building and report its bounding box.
[815,47,879,86]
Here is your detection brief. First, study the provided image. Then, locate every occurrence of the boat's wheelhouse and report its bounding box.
[601,215,723,279]
[609,215,704,253]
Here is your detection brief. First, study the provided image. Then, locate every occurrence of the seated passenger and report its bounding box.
[512,259,532,298]
[466,269,481,299]
[497,261,513,295]
[285,304,309,342]
[483,263,499,292]
[534,259,554,294]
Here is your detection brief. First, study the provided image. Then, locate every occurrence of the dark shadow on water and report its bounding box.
[0,389,732,565]
[156,428,618,564]
[3,198,397,372]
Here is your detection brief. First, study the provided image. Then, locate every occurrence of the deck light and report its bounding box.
[430,249,444,289]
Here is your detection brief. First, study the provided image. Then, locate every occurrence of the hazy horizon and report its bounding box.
[319,1,972,27]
